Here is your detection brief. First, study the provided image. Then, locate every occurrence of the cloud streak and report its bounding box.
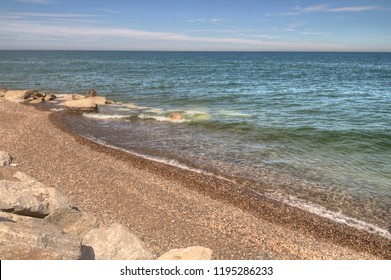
[0,17,347,51]
[279,4,384,16]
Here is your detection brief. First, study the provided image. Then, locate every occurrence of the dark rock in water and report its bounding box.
[388,225,391,233]
[86,89,98,97]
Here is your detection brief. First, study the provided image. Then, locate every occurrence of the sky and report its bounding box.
[0,0,390,51]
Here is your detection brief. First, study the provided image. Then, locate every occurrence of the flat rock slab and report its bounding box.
[65,99,98,113]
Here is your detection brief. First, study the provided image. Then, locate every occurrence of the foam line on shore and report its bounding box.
[79,132,391,241]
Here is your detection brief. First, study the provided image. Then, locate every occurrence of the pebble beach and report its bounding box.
[1,97,390,260]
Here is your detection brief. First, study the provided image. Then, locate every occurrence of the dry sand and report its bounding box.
[0,99,389,259]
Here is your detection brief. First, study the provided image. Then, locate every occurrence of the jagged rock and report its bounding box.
[158,246,213,260]
[45,208,99,237]
[82,223,154,260]
[26,90,43,98]
[0,172,71,218]
[86,89,98,97]
[86,96,107,105]
[65,99,98,113]
[0,212,81,260]
[43,94,56,101]
[0,151,13,166]
[4,90,31,101]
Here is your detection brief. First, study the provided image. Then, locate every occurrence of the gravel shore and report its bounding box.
[1,99,389,259]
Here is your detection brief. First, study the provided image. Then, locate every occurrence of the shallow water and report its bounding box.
[1,50,390,235]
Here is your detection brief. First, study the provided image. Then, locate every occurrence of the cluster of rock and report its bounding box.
[0,88,56,103]
[0,151,212,260]
[63,89,115,113]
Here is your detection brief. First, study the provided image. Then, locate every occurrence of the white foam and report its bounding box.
[77,134,391,240]
[82,113,128,120]
[137,113,187,123]
[260,191,391,240]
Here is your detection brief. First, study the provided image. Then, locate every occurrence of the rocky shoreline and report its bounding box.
[0,150,212,260]
[1,87,389,260]
[0,88,210,260]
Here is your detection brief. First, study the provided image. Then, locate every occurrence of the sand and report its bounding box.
[0,99,389,259]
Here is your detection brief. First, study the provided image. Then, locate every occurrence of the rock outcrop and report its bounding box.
[1,88,56,103]
[0,149,212,260]
[86,89,98,97]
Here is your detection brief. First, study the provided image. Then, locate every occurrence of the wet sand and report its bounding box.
[0,99,390,259]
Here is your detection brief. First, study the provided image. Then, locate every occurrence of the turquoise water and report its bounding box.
[1,51,390,234]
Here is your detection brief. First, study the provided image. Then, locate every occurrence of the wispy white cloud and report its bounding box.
[0,16,347,51]
[97,8,122,15]
[327,6,381,12]
[188,18,223,24]
[278,4,385,16]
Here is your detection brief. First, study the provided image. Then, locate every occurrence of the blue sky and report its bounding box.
[0,0,390,51]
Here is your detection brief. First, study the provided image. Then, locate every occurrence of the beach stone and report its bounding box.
[82,223,154,260]
[0,172,71,218]
[157,246,213,260]
[65,98,98,113]
[168,112,183,121]
[45,208,99,237]
[0,213,81,260]
[0,151,13,166]
[86,89,98,97]
[4,90,31,101]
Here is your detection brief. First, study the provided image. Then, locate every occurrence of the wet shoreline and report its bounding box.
[49,109,391,259]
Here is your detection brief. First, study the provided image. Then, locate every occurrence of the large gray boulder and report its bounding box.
[0,172,71,218]
[65,98,98,113]
[82,223,154,260]
[0,212,82,260]
[45,208,99,237]
[0,151,13,166]
[157,246,213,260]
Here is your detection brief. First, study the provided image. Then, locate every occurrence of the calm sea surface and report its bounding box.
[1,51,390,236]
